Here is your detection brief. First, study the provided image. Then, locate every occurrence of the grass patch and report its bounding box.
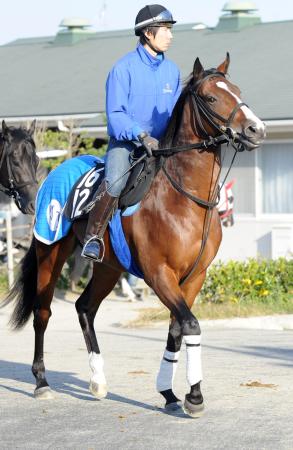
[129,296,293,327]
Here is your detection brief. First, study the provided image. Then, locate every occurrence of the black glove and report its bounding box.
[138,132,159,157]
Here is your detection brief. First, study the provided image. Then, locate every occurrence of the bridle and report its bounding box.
[156,72,248,156]
[0,134,38,210]
[189,72,248,145]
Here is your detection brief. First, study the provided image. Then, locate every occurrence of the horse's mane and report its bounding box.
[160,68,225,148]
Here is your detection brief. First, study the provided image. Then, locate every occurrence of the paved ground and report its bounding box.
[1,291,293,450]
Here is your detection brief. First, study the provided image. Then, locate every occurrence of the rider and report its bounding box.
[82,4,181,261]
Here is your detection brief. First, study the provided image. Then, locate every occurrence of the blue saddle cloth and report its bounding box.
[33,155,143,278]
[109,206,143,279]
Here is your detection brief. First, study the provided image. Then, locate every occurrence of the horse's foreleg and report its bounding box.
[180,270,207,417]
[75,263,121,400]
[156,316,182,411]
[32,236,76,399]
[150,266,206,417]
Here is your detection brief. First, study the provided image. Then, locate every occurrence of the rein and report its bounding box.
[155,134,230,156]
[162,166,220,209]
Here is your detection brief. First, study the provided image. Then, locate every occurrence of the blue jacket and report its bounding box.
[106,44,181,141]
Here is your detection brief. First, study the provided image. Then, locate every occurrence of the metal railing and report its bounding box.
[0,210,32,289]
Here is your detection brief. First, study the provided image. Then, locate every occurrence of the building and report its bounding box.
[0,1,292,260]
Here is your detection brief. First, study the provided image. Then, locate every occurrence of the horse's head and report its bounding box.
[0,120,39,214]
[189,53,266,150]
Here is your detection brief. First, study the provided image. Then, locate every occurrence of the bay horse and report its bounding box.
[5,55,265,417]
[0,120,39,214]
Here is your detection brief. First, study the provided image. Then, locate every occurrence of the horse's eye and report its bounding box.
[206,96,216,104]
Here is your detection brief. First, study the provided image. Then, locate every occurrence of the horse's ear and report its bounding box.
[28,119,36,136]
[2,120,9,137]
[217,52,230,74]
[193,57,204,80]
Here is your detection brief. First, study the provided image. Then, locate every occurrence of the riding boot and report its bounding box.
[82,180,118,262]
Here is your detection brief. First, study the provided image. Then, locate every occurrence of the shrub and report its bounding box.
[199,258,293,305]
[37,130,107,172]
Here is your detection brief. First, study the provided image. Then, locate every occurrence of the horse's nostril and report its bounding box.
[245,123,266,141]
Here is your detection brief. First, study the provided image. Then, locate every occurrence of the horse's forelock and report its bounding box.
[9,127,34,144]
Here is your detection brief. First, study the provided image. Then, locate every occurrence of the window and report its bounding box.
[260,143,293,214]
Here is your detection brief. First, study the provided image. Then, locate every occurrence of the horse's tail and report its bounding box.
[2,238,38,330]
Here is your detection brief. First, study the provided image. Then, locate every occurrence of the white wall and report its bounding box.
[216,215,293,261]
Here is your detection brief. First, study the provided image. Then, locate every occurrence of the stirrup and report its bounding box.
[81,236,105,263]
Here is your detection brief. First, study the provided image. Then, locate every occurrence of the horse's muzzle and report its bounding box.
[243,121,266,148]
[18,200,35,215]
[237,122,266,150]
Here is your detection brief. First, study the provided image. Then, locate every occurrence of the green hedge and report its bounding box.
[199,258,293,305]
[1,259,292,309]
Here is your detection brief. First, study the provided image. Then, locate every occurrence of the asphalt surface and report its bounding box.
[0,291,293,450]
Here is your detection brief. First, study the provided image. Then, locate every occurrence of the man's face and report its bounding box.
[145,25,173,53]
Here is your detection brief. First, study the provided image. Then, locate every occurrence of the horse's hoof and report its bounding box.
[183,397,204,418]
[165,401,183,412]
[89,381,108,400]
[34,387,54,400]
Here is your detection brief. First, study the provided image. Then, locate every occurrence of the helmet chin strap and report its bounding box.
[143,34,160,55]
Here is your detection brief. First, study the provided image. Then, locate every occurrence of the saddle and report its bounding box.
[63,151,163,221]
[119,149,163,210]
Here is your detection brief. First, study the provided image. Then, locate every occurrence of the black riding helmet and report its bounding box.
[134,4,176,36]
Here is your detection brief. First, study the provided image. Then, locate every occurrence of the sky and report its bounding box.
[1,0,293,45]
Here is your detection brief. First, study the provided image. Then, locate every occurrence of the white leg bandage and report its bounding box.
[156,349,180,392]
[184,335,203,386]
[89,352,107,385]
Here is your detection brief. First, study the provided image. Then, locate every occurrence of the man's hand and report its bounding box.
[138,132,159,157]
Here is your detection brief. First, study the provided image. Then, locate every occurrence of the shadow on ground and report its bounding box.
[0,360,163,413]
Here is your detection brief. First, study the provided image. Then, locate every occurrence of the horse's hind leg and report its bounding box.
[75,264,121,400]
[32,235,76,399]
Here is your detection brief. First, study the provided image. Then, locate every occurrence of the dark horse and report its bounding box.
[5,55,265,417]
[0,120,39,214]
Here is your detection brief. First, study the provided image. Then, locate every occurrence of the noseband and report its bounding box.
[0,136,38,209]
